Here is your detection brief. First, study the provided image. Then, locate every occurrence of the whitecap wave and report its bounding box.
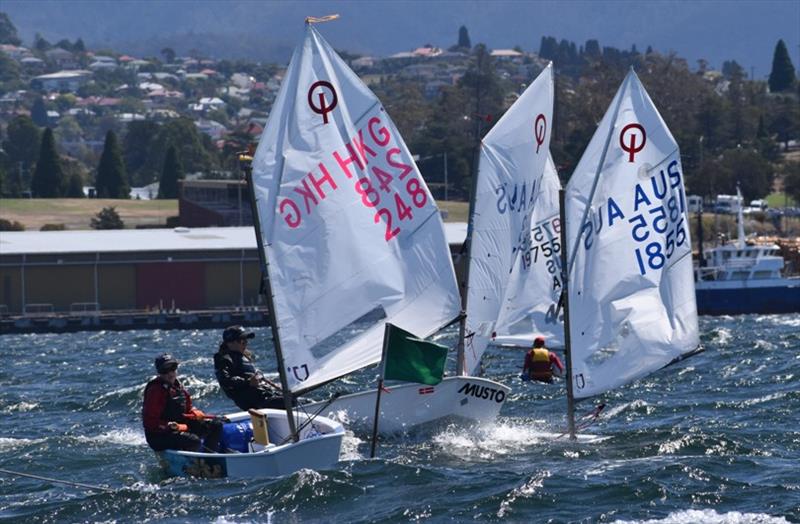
[73,427,146,447]
[604,399,650,418]
[714,328,733,346]
[339,430,364,462]
[0,436,46,450]
[497,471,551,518]
[610,508,790,524]
[89,382,145,408]
[0,401,39,414]
[431,420,606,460]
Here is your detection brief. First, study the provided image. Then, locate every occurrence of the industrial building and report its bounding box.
[0,224,468,316]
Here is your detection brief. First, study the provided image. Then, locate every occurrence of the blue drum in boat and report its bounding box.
[219,421,253,453]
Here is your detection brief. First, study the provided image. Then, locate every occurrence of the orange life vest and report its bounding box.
[529,348,552,380]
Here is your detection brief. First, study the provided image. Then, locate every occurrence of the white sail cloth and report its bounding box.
[251,24,460,393]
[464,64,554,375]
[493,154,564,348]
[565,69,699,400]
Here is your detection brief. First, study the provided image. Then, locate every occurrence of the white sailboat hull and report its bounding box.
[160,409,344,478]
[306,376,510,434]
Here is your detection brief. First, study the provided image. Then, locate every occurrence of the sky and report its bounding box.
[4,0,800,78]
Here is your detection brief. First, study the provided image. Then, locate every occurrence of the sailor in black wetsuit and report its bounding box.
[213,325,286,411]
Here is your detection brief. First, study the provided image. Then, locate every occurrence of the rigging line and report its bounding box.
[555,403,605,440]
[0,467,114,493]
[566,70,633,278]
[277,392,342,446]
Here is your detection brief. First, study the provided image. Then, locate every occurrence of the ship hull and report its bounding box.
[696,280,800,315]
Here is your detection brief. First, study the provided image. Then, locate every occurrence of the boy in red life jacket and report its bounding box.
[142,353,223,452]
[522,336,564,383]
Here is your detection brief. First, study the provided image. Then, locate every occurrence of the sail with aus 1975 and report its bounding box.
[463,64,554,375]
[250,23,461,394]
[564,69,700,400]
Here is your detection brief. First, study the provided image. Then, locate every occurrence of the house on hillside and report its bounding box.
[31,70,92,92]
[45,48,78,69]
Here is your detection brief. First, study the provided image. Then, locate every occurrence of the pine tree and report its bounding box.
[66,172,85,198]
[158,145,183,199]
[457,26,471,49]
[31,97,48,127]
[95,130,129,198]
[768,39,796,93]
[90,206,125,229]
[30,128,65,198]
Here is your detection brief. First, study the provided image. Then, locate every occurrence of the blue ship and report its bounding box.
[695,191,800,315]
[695,241,800,315]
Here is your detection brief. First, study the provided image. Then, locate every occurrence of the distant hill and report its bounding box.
[4,0,799,75]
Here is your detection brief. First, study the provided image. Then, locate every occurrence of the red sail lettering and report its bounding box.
[352,129,377,165]
[308,163,338,200]
[279,198,301,228]
[333,143,364,179]
[293,178,318,213]
[368,116,391,147]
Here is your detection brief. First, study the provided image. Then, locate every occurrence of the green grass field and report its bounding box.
[0,199,178,230]
[766,192,798,208]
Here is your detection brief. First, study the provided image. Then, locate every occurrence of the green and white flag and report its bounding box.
[383,324,447,386]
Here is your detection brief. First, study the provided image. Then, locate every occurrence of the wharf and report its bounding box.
[0,308,269,335]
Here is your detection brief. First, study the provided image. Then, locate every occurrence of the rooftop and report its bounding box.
[0,223,468,256]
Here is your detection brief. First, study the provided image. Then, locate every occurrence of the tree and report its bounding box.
[95,130,129,198]
[161,47,176,64]
[584,39,601,59]
[31,128,65,197]
[33,33,51,52]
[0,51,20,85]
[158,145,183,199]
[66,172,85,198]
[123,120,159,185]
[782,161,800,204]
[0,12,21,45]
[3,115,40,166]
[31,97,48,127]
[457,26,471,50]
[90,206,125,229]
[768,39,796,93]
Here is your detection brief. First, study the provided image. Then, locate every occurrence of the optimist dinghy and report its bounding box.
[160,409,344,479]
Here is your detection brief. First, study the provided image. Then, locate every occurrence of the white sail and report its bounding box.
[464,64,554,375]
[565,69,699,400]
[493,154,564,348]
[251,24,461,393]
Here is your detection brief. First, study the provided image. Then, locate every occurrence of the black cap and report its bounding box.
[155,353,179,374]
[223,325,256,343]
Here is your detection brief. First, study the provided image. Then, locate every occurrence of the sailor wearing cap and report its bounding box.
[213,326,287,411]
[142,353,222,452]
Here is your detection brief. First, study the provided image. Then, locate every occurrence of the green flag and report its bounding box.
[383,324,448,385]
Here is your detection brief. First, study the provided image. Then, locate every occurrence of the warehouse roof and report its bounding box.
[0,224,468,256]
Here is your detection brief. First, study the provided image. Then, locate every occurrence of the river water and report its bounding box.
[1,314,798,523]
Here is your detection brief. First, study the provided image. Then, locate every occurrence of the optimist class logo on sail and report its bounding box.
[277,105,432,242]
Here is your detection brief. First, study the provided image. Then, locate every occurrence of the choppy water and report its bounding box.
[1,314,798,523]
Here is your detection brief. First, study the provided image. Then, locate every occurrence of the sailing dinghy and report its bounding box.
[456,64,556,382]
[240,20,507,435]
[559,69,701,437]
[492,154,565,349]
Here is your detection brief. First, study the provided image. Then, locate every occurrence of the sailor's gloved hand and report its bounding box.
[168,422,189,432]
[188,408,206,419]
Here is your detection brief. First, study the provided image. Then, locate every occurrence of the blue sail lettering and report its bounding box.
[495,185,507,214]
[634,183,651,212]
[650,169,668,199]
[667,160,681,189]
[607,197,625,226]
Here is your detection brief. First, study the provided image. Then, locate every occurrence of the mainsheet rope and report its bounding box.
[0,467,114,493]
